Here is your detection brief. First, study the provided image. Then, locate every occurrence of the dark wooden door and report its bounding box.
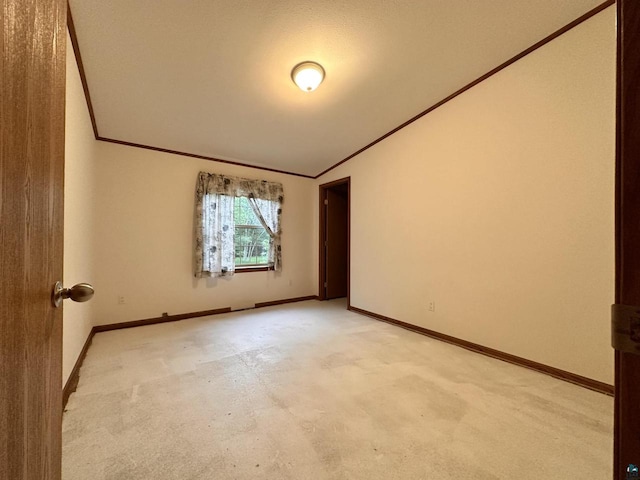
[325,188,348,299]
[614,1,640,479]
[0,1,66,479]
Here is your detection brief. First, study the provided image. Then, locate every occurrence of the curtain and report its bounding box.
[196,193,235,277]
[248,196,282,270]
[194,172,284,277]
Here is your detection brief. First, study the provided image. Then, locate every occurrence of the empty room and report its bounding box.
[4,1,640,479]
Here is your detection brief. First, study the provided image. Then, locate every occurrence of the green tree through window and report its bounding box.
[234,197,270,266]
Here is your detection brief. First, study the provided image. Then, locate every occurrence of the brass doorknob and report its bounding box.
[52,281,94,308]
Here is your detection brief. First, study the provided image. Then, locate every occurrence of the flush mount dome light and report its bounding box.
[291,61,325,92]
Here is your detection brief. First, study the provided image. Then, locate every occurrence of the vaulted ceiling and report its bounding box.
[69,0,607,177]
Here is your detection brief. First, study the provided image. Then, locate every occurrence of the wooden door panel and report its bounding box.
[326,189,348,299]
[0,1,66,479]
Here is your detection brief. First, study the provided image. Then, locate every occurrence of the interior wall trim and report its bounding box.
[314,0,615,179]
[349,305,614,396]
[67,3,98,138]
[254,295,318,308]
[93,307,233,333]
[62,328,95,410]
[96,137,315,179]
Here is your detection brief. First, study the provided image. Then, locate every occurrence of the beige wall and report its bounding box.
[316,8,616,384]
[91,143,316,325]
[63,33,97,386]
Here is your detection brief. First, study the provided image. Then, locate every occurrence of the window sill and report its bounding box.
[234,266,274,273]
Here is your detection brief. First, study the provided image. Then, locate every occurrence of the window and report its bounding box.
[194,172,283,278]
[234,197,271,267]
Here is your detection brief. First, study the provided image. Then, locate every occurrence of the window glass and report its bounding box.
[234,197,270,266]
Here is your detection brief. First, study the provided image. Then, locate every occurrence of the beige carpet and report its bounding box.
[62,299,612,479]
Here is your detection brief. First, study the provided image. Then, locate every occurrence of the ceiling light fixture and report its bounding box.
[291,61,325,92]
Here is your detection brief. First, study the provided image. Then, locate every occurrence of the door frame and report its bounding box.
[318,177,351,307]
[614,1,640,478]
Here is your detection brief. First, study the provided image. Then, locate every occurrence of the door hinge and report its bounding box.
[324,282,327,288]
[324,199,328,205]
[612,304,640,355]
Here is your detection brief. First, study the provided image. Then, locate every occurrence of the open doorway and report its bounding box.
[318,178,350,306]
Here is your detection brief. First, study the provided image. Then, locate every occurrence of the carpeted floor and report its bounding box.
[62,299,612,479]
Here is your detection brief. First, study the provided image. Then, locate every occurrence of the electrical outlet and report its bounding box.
[117,295,125,305]
[428,301,435,312]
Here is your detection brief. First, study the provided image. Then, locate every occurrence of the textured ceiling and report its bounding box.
[69,0,606,176]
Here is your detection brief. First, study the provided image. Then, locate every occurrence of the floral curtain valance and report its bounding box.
[194,172,284,278]
[196,172,284,203]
